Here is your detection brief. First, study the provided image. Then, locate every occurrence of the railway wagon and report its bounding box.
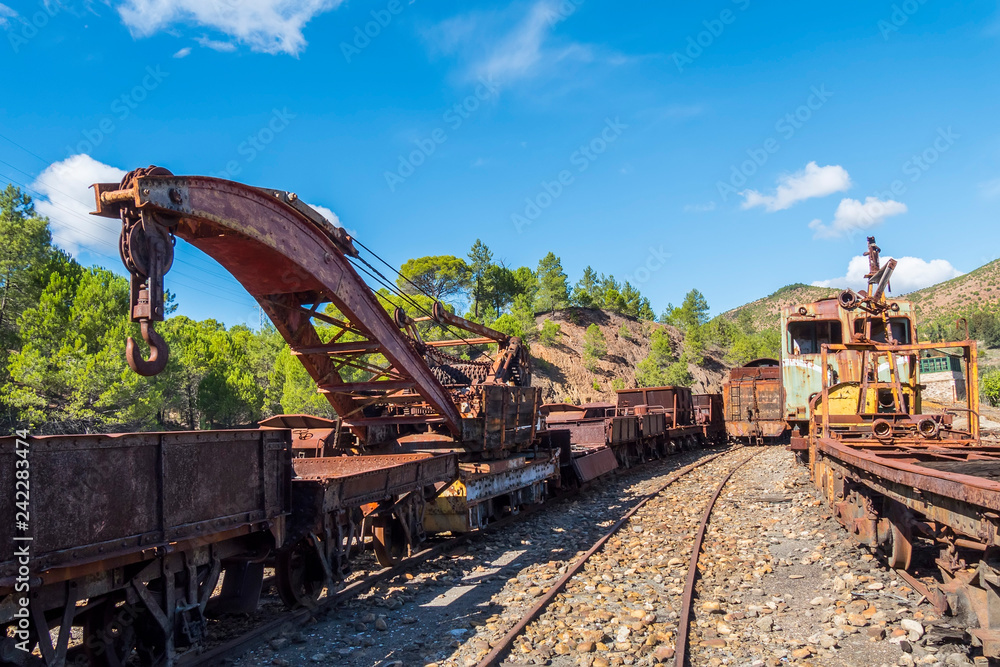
[616,386,702,450]
[693,393,726,445]
[722,358,786,443]
[540,403,625,481]
[0,428,459,666]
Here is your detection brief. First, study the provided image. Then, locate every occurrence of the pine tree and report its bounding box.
[467,239,493,318]
[535,252,569,314]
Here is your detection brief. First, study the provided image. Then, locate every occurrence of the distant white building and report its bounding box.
[920,354,965,403]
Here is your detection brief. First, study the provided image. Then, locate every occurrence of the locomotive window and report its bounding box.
[787,320,843,354]
[853,317,912,344]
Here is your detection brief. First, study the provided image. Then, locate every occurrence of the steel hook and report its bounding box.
[126,320,169,376]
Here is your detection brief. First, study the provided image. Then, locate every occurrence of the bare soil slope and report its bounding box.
[905,257,1000,323]
[528,308,728,404]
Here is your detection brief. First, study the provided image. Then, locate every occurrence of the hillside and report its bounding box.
[528,308,729,404]
[905,258,1000,324]
[722,283,839,332]
[722,258,1000,336]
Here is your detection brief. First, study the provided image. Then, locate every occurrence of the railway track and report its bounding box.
[471,446,763,667]
[176,447,735,666]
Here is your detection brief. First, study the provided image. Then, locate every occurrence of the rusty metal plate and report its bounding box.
[572,446,619,483]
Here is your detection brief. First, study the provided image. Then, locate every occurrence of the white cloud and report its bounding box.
[813,255,963,293]
[0,3,17,28]
[980,177,1000,199]
[427,0,606,85]
[477,1,574,82]
[196,35,237,52]
[307,203,341,228]
[173,46,192,58]
[684,201,716,213]
[741,162,851,212]
[115,0,344,56]
[809,196,907,239]
[32,155,127,257]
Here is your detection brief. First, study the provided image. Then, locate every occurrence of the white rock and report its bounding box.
[900,618,924,639]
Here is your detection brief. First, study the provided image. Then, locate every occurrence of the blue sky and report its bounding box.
[1,0,999,327]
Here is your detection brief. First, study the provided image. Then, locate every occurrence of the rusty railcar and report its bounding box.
[616,386,702,449]
[0,429,459,665]
[722,358,786,443]
[780,262,917,436]
[693,393,726,445]
[797,236,1000,660]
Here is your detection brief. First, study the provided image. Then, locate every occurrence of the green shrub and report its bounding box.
[983,369,1000,407]
[539,319,561,346]
[583,324,607,358]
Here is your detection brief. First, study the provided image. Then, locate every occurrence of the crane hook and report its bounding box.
[126,320,169,376]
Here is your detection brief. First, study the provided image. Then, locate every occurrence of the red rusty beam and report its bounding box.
[424,337,497,348]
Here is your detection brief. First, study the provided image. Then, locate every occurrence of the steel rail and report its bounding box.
[674,451,760,667]
[475,446,744,667]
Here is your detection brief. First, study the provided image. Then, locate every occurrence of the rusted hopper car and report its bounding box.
[616,386,703,450]
[722,358,787,443]
[693,393,726,445]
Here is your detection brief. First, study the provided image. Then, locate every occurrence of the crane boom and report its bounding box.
[91,168,531,448]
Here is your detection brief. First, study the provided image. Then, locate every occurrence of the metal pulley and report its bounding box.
[116,166,176,376]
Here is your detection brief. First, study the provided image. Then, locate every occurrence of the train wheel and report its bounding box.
[84,598,138,667]
[276,539,326,608]
[372,517,408,567]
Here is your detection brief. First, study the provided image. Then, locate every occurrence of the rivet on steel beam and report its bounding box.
[288,192,298,201]
[142,188,150,195]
